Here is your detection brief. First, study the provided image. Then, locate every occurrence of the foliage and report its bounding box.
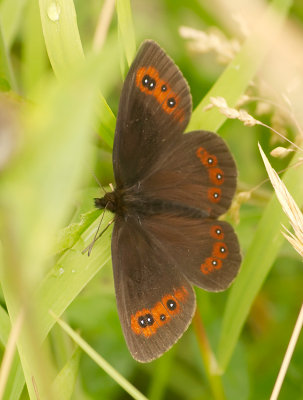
[0,0,302,399]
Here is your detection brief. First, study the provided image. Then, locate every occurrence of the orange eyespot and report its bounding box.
[212,242,228,259]
[200,257,222,274]
[196,147,218,168]
[130,287,188,337]
[210,225,224,240]
[208,187,221,203]
[208,168,224,185]
[135,66,184,123]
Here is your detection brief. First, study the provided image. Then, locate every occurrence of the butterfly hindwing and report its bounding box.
[140,215,241,292]
[112,216,196,362]
[113,40,192,188]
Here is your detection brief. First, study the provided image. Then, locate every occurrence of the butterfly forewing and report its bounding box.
[141,130,237,217]
[113,40,192,188]
[112,216,196,362]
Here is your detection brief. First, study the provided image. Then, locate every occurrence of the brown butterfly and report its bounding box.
[95,40,241,362]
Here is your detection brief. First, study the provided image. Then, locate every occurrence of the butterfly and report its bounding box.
[94,40,241,363]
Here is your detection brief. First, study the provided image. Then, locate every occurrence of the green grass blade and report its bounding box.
[38,0,116,146]
[38,0,84,77]
[0,51,116,398]
[185,0,293,372]
[217,152,303,370]
[52,348,81,400]
[36,215,112,341]
[0,0,27,49]
[21,0,48,95]
[0,304,10,346]
[116,0,136,67]
[0,24,16,91]
[51,312,148,400]
[0,305,24,400]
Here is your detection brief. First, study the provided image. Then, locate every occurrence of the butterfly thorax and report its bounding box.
[95,186,208,219]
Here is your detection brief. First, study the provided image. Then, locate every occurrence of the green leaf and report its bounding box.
[36,214,112,342]
[0,51,117,399]
[53,210,100,255]
[186,0,293,372]
[51,313,148,400]
[21,0,48,95]
[0,305,25,400]
[38,0,116,147]
[0,0,27,48]
[116,0,136,67]
[0,25,15,91]
[217,152,303,370]
[52,348,81,400]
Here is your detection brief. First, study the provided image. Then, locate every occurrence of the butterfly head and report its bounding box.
[95,192,117,213]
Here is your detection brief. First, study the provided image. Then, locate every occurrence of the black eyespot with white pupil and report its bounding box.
[167,97,176,108]
[138,313,154,328]
[208,157,213,164]
[146,314,154,325]
[220,246,226,253]
[212,260,218,266]
[142,75,156,91]
[160,314,166,321]
[216,173,223,180]
[167,299,177,310]
[213,192,219,198]
[161,84,167,91]
[138,316,146,327]
[216,229,221,235]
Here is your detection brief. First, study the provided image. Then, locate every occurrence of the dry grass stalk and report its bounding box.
[259,144,303,400]
[258,143,303,257]
[205,96,303,153]
[93,0,115,51]
[179,26,240,64]
[270,147,295,158]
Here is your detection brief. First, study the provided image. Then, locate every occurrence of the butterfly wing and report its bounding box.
[138,130,241,290]
[140,215,241,292]
[141,130,237,218]
[113,40,192,188]
[112,216,196,363]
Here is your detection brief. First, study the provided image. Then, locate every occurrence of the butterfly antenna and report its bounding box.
[82,203,108,256]
[90,170,107,194]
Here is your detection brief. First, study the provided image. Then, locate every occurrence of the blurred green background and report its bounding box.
[0,0,302,399]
